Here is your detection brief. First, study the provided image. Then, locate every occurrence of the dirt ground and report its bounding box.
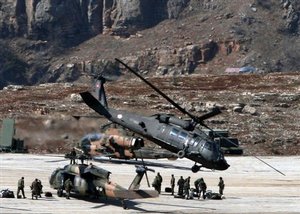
[0,72,299,155]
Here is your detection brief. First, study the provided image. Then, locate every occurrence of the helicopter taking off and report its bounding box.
[49,163,158,209]
[80,58,230,173]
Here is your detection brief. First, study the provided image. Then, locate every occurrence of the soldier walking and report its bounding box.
[218,177,225,195]
[183,176,191,199]
[64,178,73,199]
[170,174,175,195]
[17,177,26,199]
[177,176,184,196]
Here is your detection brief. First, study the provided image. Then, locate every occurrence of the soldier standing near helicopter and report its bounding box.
[170,174,175,195]
[64,178,73,199]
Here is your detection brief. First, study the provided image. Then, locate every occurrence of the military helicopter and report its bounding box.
[49,163,158,209]
[76,124,178,160]
[79,58,230,173]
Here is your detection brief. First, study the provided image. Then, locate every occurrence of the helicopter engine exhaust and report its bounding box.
[113,136,144,149]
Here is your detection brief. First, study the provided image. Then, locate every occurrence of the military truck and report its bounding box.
[0,118,26,153]
[202,129,243,155]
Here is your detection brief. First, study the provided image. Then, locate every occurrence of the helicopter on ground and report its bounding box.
[49,163,158,209]
[79,58,230,173]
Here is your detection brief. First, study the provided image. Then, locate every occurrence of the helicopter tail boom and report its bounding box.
[80,92,112,119]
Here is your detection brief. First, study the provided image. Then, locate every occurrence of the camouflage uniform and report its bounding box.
[70,148,77,164]
[194,178,202,195]
[218,177,225,195]
[31,179,40,199]
[198,178,207,199]
[37,180,43,197]
[177,176,184,196]
[152,172,163,194]
[183,177,190,199]
[17,177,26,198]
[170,174,175,195]
[64,178,73,199]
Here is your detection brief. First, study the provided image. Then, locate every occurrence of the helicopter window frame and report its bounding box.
[178,131,188,141]
[170,128,179,137]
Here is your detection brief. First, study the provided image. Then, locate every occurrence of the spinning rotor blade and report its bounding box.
[115,58,220,125]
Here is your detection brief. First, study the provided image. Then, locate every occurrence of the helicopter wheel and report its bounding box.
[177,150,185,159]
[57,189,63,197]
[191,165,200,173]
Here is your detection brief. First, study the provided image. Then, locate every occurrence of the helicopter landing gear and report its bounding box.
[177,150,185,158]
[121,199,128,209]
[57,189,63,197]
[191,164,201,173]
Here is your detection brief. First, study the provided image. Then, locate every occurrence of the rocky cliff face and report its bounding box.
[0,0,189,45]
[0,0,300,89]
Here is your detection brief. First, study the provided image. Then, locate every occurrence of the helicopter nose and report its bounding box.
[215,159,230,170]
[81,144,91,153]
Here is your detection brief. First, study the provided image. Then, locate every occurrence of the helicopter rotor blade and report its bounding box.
[116,58,200,120]
[116,58,221,126]
[197,107,222,122]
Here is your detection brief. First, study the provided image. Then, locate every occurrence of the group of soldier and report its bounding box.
[17,176,73,200]
[153,173,225,200]
[17,177,43,199]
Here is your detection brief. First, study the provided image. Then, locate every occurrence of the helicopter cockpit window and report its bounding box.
[178,132,188,141]
[203,141,212,151]
[170,128,179,137]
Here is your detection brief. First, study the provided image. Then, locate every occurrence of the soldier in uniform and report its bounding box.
[17,177,26,198]
[30,178,40,199]
[37,179,43,198]
[198,178,207,199]
[218,177,225,195]
[64,178,73,199]
[152,172,163,194]
[194,178,202,196]
[70,148,77,164]
[183,176,191,199]
[177,176,184,196]
[170,174,175,195]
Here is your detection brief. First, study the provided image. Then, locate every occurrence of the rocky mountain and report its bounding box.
[0,0,299,157]
[0,0,300,89]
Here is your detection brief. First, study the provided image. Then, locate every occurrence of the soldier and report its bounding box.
[177,176,184,196]
[170,174,175,195]
[183,176,191,199]
[30,178,40,200]
[70,148,77,164]
[152,172,163,194]
[17,177,26,199]
[194,178,202,196]
[64,178,73,199]
[37,179,43,198]
[198,178,207,199]
[218,177,225,195]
